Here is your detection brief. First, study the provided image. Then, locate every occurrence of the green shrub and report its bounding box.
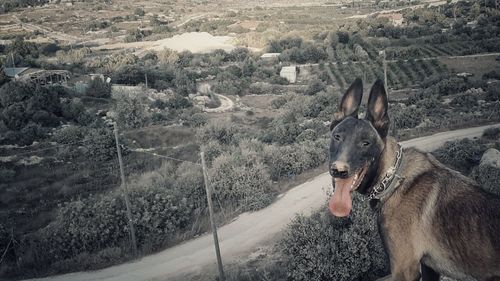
[305,79,326,96]
[86,78,112,98]
[432,139,487,174]
[22,173,197,271]
[271,96,289,109]
[210,150,275,211]
[202,140,226,165]
[264,140,327,181]
[166,94,192,109]
[390,103,423,130]
[485,83,500,101]
[197,120,238,145]
[450,94,478,108]
[185,113,208,127]
[114,95,148,128]
[83,128,116,162]
[279,195,389,281]
[482,127,500,140]
[265,112,302,144]
[53,125,86,144]
[17,123,48,145]
[205,93,221,109]
[60,98,93,125]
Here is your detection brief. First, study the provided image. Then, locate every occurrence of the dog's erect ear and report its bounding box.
[330,78,363,130]
[366,79,389,138]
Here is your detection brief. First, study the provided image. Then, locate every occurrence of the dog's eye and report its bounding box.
[361,141,371,147]
[333,134,341,141]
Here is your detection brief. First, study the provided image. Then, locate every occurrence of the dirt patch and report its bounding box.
[95,32,236,54]
[240,95,279,110]
[124,125,195,149]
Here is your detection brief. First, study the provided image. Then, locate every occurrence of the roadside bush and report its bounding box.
[470,165,500,195]
[210,151,275,211]
[482,127,500,140]
[432,139,488,174]
[31,183,193,263]
[171,162,206,210]
[196,120,238,146]
[264,140,327,181]
[279,196,389,281]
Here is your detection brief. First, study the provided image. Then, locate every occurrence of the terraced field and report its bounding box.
[324,37,500,90]
[327,58,448,90]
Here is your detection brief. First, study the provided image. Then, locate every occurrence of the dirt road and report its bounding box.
[27,124,500,281]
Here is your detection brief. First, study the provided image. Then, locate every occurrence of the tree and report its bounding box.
[114,95,148,128]
[174,69,196,96]
[305,79,326,96]
[84,127,116,162]
[157,48,179,65]
[134,7,145,16]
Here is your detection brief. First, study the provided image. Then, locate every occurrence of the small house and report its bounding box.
[280,66,298,84]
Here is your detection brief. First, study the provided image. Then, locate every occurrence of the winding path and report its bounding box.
[26,124,500,281]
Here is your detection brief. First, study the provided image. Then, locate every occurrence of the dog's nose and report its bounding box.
[330,161,350,178]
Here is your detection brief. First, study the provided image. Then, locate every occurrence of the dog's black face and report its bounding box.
[329,117,384,190]
[328,78,389,217]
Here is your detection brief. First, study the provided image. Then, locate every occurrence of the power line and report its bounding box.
[127,147,200,165]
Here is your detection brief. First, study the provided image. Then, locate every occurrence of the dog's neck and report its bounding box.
[372,137,402,198]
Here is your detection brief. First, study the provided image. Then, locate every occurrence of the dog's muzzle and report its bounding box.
[330,162,350,179]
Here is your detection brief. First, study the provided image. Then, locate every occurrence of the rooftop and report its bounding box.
[3,67,30,78]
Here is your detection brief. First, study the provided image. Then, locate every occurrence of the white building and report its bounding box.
[260,53,281,60]
[280,66,298,83]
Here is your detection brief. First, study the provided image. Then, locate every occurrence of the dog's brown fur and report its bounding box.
[329,79,500,281]
[376,139,500,281]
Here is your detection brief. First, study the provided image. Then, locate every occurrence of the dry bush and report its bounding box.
[157,48,179,65]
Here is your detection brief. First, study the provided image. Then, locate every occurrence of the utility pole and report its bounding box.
[200,151,225,281]
[379,50,388,91]
[11,53,15,68]
[145,73,148,88]
[113,123,138,257]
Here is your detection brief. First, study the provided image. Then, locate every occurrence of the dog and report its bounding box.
[328,78,500,281]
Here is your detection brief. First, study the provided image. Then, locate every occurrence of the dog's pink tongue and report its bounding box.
[329,177,354,217]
